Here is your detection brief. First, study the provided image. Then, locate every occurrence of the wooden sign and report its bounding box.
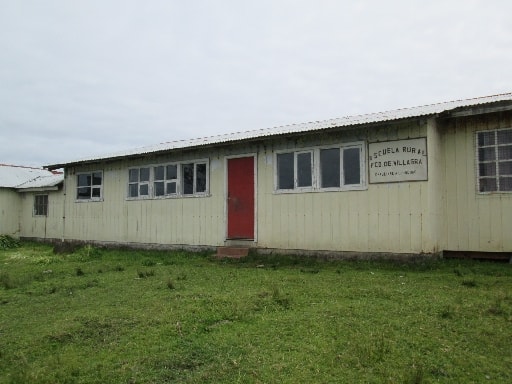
[368,138,427,183]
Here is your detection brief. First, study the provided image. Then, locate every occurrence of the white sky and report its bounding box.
[1,0,511,167]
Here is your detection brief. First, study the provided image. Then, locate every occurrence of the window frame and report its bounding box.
[476,127,512,194]
[274,142,366,193]
[276,150,314,191]
[33,194,49,216]
[127,159,209,200]
[76,171,103,202]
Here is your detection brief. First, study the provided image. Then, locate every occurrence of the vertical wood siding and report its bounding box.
[0,190,21,236]
[23,113,510,254]
[441,112,512,252]
[18,191,64,239]
[257,121,433,253]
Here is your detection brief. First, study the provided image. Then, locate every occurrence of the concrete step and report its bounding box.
[216,246,249,259]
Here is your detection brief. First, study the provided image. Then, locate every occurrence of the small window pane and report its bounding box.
[154,166,164,180]
[479,147,496,162]
[498,145,512,161]
[140,168,150,182]
[297,152,312,187]
[129,169,139,183]
[92,172,102,186]
[499,177,512,191]
[277,153,294,190]
[479,178,497,192]
[34,195,48,216]
[479,162,496,177]
[154,182,165,196]
[92,187,101,198]
[320,148,340,188]
[77,187,91,199]
[166,182,177,195]
[78,174,91,187]
[499,161,512,175]
[182,163,194,194]
[129,184,138,197]
[196,163,207,193]
[343,147,361,185]
[139,184,149,196]
[497,129,512,144]
[478,131,495,146]
[166,165,177,180]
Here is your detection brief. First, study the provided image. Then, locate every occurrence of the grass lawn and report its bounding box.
[0,242,511,383]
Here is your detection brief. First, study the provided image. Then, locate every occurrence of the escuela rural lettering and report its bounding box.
[369,145,426,169]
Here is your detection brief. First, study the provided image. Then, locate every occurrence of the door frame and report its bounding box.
[224,153,257,241]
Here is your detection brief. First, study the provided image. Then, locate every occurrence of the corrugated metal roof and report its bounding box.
[47,92,512,169]
[0,164,63,189]
[16,174,64,190]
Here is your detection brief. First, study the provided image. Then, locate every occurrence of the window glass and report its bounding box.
[34,195,48,216]
[129,183,138,198]
[196,163,207,193]
[479,147,495,161]
[478,131,495,146]
[182,163,194,195]
[166,165,177,180]
[154,166,164,180]
[78,174,90,187]
[154,182,165,196]
[499,177,512,191]
[499,161,512,175]
[320,148,340,188]
[297,152,312,187]
[140,168,150,182]
[479,162,496,177]
[129,169,139,183]
[77,172,102,200]
[277,153,294,190]
[477,128,512,193]
[497,130,512,144]
[166,183,177,195]
[140,184,149,196]
[343,147,361,185]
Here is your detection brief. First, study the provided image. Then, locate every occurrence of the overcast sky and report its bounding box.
[1,0,511,167]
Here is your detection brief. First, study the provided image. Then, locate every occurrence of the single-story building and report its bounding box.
[0,164,63,239]
[4,93,512,259]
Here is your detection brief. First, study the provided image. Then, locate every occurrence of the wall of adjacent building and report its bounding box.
[18,190,64,240]
[0,189,21,237]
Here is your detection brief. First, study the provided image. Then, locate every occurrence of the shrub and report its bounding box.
[0,235,20,250]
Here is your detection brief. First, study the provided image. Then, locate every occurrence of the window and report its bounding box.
[275,143,365,192]
[277,151,313,190]
[76,171,103,200]
[128,160,208,199]
[477,128,512,192]
[128,167,150,198]
[320,146,362,188]
[154,164,178,197]
[34,195,48,216]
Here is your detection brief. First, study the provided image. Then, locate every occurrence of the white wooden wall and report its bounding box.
[0,189,21,237]
[441,113,512,252]
[15,112,511,254]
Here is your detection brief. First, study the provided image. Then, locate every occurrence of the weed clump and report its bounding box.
[0,235,20,250]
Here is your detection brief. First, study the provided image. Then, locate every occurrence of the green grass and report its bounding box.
[1,243,511,383]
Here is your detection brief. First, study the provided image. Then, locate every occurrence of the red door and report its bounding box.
[227,156,255,239]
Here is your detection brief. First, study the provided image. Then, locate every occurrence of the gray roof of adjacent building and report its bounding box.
[0,164,63,189]
[46,92,512,169]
